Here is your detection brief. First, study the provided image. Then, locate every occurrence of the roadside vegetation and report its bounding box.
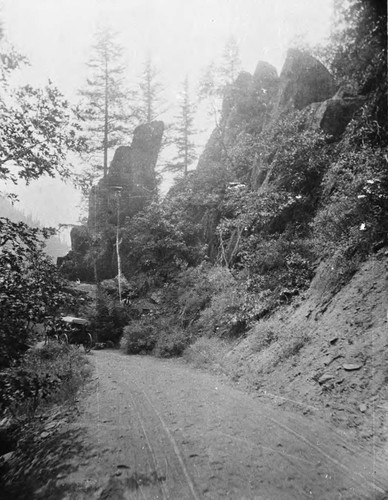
[0,343,91,426]
[0,1,386,478]
[0,21,92,479]
[91,1,387,375]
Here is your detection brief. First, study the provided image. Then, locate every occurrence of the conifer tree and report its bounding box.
[167,76,197,177]
[198,36,242,126]
[79,27,134,178]
[219,35,241,85]
[138,55,165,123]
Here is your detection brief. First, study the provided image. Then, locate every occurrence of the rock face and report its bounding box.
[58,121,164,281]
[197,63,279,174]
[194,49,367,259]
[253,61,279,97]
[313,88,366,137]
[273,49,336,114]
[88,121,164,233]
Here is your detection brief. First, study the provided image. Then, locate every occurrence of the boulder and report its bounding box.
[274,49,336,114]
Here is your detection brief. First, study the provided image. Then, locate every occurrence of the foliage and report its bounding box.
[166,75,197,177]
[198,36,241,124]
[0,343,91,422]
[320,0,386,95]
[120,318,157,354]
[78,26,136,177]
[0,219,77,368]
[312,146,388,261]
[171,264,213,326]
[120,315,191,358]
[0,196,69,260]
[266,114,331,196]
[199,36,242,99]
[89,287,129,345]
[153,318,191,357]
[183,336,231,370]
[137,55,166,123]
[0,28,88,371]
[121,198,206,281]
[219,36,242,85]
[153,330,189,357]
[0,78,84,187]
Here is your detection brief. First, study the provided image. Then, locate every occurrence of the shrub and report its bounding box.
[312,147,388,262]
[183,337,231,370]
[90,289,129,345]
[120,318,157,354]
[248,318,280,353]
[0,343,91,422]
[154,322,191,357]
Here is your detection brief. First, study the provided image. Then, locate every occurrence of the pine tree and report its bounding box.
[138,55,165,123]
[219,35,242,85]
[79,27,134,178]
[198,36,242,125]
[168,76,197,177]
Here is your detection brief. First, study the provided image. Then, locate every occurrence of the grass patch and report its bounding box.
[183,337,231,371]
[183,317,311,387]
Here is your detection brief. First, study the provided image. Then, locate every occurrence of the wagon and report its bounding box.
[57,316,93,353]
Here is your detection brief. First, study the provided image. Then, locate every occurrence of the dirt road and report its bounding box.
[55,350,387,499]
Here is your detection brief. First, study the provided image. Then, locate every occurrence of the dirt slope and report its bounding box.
[13,350,387,500]
[225,250,388,446]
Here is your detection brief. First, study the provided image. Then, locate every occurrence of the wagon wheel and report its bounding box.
[83,333,93,353]
[59,333,69,345]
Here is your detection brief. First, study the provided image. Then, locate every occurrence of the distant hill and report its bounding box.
[0,196,70,260]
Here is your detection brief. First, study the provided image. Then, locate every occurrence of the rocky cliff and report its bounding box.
[194,48,367,261]
[198,48,364,188]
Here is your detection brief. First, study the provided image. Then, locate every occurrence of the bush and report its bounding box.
[154,322,191,357]
[0,343,91,422]
[120,318,157,354]
[248,318,280,352]
[90,288,129,345]
[312,147,388,262]
[183,337,231,370]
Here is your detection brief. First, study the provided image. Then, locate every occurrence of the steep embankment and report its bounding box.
[221,250,388,445]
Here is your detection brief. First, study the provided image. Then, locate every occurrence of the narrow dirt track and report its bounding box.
[58,350,388,499]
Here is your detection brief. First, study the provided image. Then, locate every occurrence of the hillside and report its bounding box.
[56,0,387,444]
[195,249,388,445]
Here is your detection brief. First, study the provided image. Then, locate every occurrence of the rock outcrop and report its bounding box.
[253,61,279,95]
[88,121,164,233]
[273,48,336,115]
[58,121,164,281]
[194,49,367,259]
[312,88,366,137]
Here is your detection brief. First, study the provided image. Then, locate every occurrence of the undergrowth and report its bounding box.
[0,343,92,424]
[183,317,311,384]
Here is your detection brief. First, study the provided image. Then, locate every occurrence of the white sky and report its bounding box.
[1,0,334,235]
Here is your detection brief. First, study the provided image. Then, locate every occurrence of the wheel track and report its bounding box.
[119,365,201,500]
[75,352,388,499]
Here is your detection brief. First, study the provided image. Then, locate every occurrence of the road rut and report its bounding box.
[58,350,388,499]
